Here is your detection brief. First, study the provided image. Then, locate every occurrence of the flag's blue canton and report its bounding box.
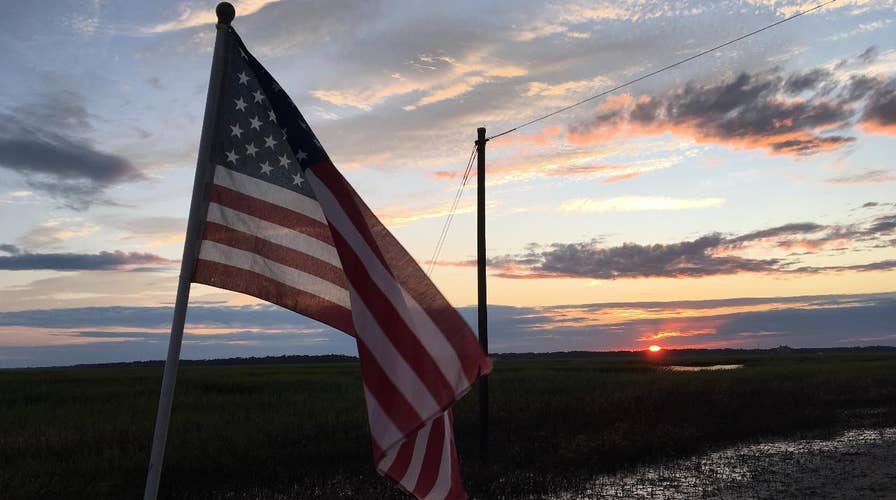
[234,31,327,169]
[213,29,325,199]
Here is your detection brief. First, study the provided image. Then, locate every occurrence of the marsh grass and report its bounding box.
[1,349,895,499]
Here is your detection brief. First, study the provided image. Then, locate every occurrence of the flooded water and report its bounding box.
[550,427,896,499]
[662,364,744,372]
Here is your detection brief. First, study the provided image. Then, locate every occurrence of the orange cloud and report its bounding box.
[602,172,643,183]
[858,120,896,136]
[561,68,896,157]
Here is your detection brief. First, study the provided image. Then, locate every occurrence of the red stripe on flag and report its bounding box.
[412,413,447,498]
[383,432,416,482]
[330,227,456,407]
[310,163,490,388]
[308,161,392,270]
[193,259,355,335]
[201,222,347,288]
[444,411,466,500]
[210,184,335,245]
[348,190,491,387]
[356,340,423,435]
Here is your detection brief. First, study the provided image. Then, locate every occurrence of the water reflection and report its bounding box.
[551,427,896,499]
[663,364,744,372]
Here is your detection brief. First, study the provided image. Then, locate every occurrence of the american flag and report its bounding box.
[191,28,491,499]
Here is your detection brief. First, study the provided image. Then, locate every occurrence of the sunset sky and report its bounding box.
[1,0,894,367]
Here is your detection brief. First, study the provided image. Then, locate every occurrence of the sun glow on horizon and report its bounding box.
[648,345,662,352]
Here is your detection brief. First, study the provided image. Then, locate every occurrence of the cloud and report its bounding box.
[564,58,896,156]
[310,77,426,112]
[377,201,476,227]
[3,293,895,367]
[0,93,144,210]
[0,303,359,367]
[559,196,725,213]
[492,235,781,279]
[512,1,708,41]
[100,215,187,247]
[746,0,892,17]
[827,169,896,184]
[461,212,896,280]
[0,248,172,271]
[825,20,892,41]
[312,52,527,111]
[526,76,614,97]
[143,0,285,33]
[18,218,99,249]
[0,270,183,312]
[0,304,313,330]
[858,78,896,135]
[470,293,896,352]
[868,214,896,233]
[430,143,691,187]
[724,223,830,246]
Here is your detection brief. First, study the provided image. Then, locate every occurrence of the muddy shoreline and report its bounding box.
[553,427,896,499]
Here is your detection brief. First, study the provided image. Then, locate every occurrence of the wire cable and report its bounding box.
[486,0,839,142]
[427,146,477,276]
[428,147,475,276]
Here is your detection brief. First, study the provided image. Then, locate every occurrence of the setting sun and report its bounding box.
[648,345,662,352]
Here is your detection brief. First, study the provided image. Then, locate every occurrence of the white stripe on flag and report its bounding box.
[377,446,399,477]
[213,164,327,223]
[364,385,403,457]
[349,287,441,422]
[199,240,350,308]
[206,203,342,267]
[399,418,432,492]
[307,171,470,396]
[424,416,453,500]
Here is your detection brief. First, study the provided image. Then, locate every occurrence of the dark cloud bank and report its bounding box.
[0,92,142,210]
[0,244,171,271]
[567,48,896,156]
[476,212,896,280]
[1,293,894,368]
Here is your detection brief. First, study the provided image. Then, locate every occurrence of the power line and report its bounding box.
[427,146,477,276]
[487,0,839,142]
[428,146,475,276]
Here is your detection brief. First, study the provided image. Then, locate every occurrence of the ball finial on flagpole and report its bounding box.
[216,2,235,25]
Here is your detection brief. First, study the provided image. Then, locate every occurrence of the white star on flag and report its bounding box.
[229,123,243,138]
[225,150,238,164]
[245,143,258,157]
[234,97,247,111]
[278,153,291,168]
[252,90,265,103]
[237,71,250,84]
[259,161,273,175]
[264,135,277,149]
[249,116,262,130]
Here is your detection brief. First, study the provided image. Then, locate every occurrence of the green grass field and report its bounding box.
[2,349,896,499]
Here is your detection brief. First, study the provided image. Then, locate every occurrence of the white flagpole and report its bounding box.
[143,4,235,499]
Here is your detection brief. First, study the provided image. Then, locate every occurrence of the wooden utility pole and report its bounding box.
[476,127,489,459]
